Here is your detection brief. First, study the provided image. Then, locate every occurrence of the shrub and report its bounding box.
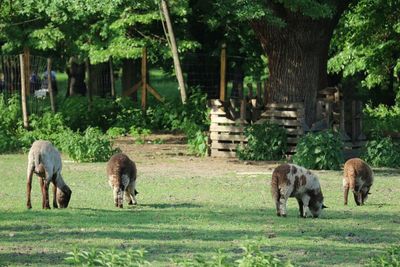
[106,127,127,138]
[363,104,400,137]
[237,122,287,161]
[361,136,400,168]
[129,127,152,144]
[60,127,119,162]
[65,247,150,266]
[366,246,400,267]
[0,94,22,153]
[17,112,71,151]
[292,130,344,170]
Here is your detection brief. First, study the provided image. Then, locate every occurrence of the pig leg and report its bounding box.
[297,198,304,217]
[301,195,311,218]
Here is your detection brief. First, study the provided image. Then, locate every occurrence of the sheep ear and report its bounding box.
[322,204,328,209]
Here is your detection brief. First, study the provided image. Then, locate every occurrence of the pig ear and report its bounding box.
[322,204,328,209]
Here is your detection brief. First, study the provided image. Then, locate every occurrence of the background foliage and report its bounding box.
[292,130,344,170]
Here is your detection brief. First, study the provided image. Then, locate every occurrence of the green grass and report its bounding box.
[0,153,400,266]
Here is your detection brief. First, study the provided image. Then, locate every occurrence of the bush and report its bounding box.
[66,242,293,267]
[367,246,400,267]
[60,127,119,162]
[364,104,400,137]
[65,247,150,266]
[362,136,400,168]
[292,130,344,170]
[237,122,287,161]
[0,94,22,153]
[17,112,72,151]
[106,127,127,138]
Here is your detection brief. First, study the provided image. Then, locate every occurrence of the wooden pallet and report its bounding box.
[257,102,305,154]
[209,100,247,157]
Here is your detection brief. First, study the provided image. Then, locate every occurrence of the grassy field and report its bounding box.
[0,147,400,266]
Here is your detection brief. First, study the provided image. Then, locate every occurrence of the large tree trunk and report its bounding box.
[67,57,86,96]
[252,2,349,126]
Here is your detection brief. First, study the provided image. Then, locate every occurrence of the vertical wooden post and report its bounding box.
[24,47,30,96]
[219,43,227,101]
[47,58,56,113]
[263,81,269,106]
[109,57,115,97]
[141,47,147,111]
[19,52,29,128]
[85,58,92,111]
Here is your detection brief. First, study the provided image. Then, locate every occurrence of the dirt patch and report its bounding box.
[113,134,279,179]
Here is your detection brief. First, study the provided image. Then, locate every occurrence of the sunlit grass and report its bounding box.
[0,153,399,266]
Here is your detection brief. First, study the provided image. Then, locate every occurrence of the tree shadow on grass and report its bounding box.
[0,206,399,266]
[0,252,67,266]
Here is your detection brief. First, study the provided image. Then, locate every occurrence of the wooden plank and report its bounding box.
[261,110,304,118]
[147,84,164,102]
[210,108,226,115]
[266,102,304,109]
[19,53,29,128]
[256,118,301,127]
[211,142,243,150]
[210,132,247,142]
[210,125,245,133]
[211,116,247,124]
[210,99,224,107]
[211,149,237,158]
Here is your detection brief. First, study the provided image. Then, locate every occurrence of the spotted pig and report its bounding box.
[343,158,373,206]
[271,163,327,218]
[106,153,138,208]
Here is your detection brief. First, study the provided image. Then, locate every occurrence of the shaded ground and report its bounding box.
[115,134,280,179]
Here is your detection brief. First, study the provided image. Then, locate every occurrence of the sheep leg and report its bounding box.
[39,177,50,209]
[343,185,349,205]
[274,198,281,216]
[52,180,58,208]
[126,181,137,205]
[26,167,34,209]
[353,192,361,206]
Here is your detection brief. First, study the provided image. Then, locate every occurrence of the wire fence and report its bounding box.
[1,49,266,116]
[0,54,49,114]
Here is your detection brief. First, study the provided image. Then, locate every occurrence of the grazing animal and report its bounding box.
[26,140,72,209]
[106,153,138,208]
[271,164,327,218]
[343,158,373,206]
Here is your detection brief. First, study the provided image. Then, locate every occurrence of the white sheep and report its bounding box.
[26,140,72,209]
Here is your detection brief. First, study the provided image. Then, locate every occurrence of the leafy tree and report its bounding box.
[213,0,354,125]
[329,0,400,106]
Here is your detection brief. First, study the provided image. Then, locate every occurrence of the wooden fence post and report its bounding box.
[19,50,29,128]
[219,44,227,101]
[141,47,147,111]
[47,58,56,113]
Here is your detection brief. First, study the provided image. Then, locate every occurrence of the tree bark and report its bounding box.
[122,58,140,101]
[67,57,87,96]
[251,2,349,126]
